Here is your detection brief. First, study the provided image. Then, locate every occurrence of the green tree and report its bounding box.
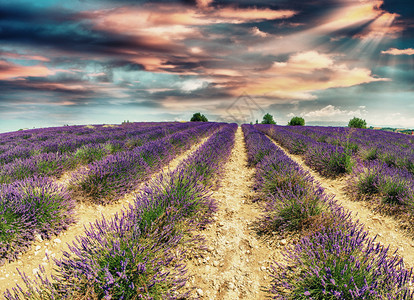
[288,116,305,126]
[348,117,367,128]
[190,112,208,122]
[261,113,276,125]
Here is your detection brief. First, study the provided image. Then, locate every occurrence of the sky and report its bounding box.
[0,0,413,132]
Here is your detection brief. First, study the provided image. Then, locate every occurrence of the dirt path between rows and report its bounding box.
[269,138,414,268]
[0,136,211,294]
[185,128,281,299]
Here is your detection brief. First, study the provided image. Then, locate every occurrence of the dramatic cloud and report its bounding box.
[213,7,296,23]
[381,48,414,55]
[354,11,403,39]
[0,60,55,80]
[239,51,387,100]
[317,1,384,32]
[196,0,213,9]
[0,51,50,62]
[86,4,296,31]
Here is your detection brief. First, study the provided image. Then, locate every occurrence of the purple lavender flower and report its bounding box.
[0,177,75,265]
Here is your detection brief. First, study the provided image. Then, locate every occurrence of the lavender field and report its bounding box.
[1,122,414,299]
[2,0,413,297]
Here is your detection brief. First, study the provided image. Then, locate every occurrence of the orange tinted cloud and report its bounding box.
[238,51,387,99]
[85,7,205,58]
[83,4,295,72]
[29,83,86,92]
[317,0,383,32]
[304,0,403,41]
[271,51,334,73]
[254,0,403,57]
[213,7,296,24]
[196,0,213,9]
[381,48,414,55]
[0,60,55,80]
[0,52,50,62]
[87,4,296,35]
[355,12,403,39]
[89,6,207,29]
[132,57,166,72]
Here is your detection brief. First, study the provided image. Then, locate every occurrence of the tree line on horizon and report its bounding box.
[190,112,367,128]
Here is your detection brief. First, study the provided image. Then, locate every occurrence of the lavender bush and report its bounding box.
[181,124,236,187]
[72,144,109,164]
[349,161,414,207]
[243,124,276,166]
[264,185,332,232]
[243,125,330,231]
[0,153,74,184]
[360,146,380,161]
[272,213,413,299]
[255,124,354,177]
[255,124,314,155]
[304,144,354,177]
[0,177,75,265]
[353,162,382,197]
[135,169,217,235]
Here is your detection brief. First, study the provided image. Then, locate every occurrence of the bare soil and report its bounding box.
[185,128,284,299]
[270,139,414,268]
[0,136,211,294]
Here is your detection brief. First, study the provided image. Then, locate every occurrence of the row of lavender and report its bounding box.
[243,124,412,299]
[256,125,414,227]
[0,123,165,165]
[4,124,237,299]
[0,122,218,266]
[69,122,221,204]
[279,125,414,175]
[0,122,204,184]
[256,125,354,177]
[0,122,172,152]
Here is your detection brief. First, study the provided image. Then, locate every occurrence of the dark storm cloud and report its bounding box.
[0,4,76,23]
[0,71,99,103]
[382,0,414,37]
[0,24,176,56]
[0,5,182,57]
[0,80,94,98]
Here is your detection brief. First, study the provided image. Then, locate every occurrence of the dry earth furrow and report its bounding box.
[0,135,212,294]
[186,128,281,299]
[268,138,414,268]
